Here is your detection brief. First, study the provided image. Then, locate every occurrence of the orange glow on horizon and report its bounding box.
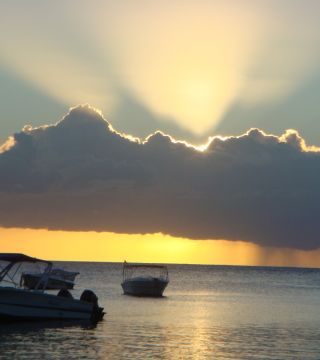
[0,227,319,268]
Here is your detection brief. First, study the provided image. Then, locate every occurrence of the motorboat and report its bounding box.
[21,268,79,290]
[121,261,169,297]
[0,253,104,322]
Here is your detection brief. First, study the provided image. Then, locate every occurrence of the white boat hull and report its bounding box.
[121,278,168,297]
[21,274,75,290]
[0,287,95,321]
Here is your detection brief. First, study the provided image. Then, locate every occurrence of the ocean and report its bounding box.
[0,262,320,359]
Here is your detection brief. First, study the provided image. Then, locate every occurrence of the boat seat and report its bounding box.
[57,288,73,299]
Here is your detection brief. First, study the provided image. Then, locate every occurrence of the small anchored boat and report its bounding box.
[0,253,104,322]
[121,261,169,297]
[21,268,79,290]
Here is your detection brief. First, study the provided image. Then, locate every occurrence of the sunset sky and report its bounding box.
[1,1,320,266]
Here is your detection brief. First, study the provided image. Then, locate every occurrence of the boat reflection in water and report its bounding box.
[0,318,98,335]
[121,261,169,297]
[0,253,104,323]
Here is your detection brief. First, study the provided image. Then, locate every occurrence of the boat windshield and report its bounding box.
[0,253,52,291]
[123,262,169,282]
[51,269,79,276]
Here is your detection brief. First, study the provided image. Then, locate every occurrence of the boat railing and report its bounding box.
[0,254,53,291]
[34,262,53,290]
[122,261,169,282]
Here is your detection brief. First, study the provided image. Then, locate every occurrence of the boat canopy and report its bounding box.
[122,261,169,282]
[0,253,49,264]
[0,253,52,290]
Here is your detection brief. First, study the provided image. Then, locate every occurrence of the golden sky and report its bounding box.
[1,227,319,268]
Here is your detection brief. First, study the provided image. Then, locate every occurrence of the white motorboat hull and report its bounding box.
[0,287,96,321]
[121,278,168,297]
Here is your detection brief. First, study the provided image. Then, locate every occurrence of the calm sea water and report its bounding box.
[0,262,320,359]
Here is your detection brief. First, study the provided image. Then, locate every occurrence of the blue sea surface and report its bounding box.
[0,263,320,359]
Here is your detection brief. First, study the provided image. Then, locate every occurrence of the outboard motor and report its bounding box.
[80,290,104,322]
[80,289,98,305]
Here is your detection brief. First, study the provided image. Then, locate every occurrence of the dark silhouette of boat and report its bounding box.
[0,253,104,322]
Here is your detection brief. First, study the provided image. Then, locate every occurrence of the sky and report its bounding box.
[0,1,320,266]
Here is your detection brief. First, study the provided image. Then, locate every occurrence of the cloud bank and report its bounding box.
[1,105,320,250]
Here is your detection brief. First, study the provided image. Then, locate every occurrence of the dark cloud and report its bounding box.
[1,105,320,250]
